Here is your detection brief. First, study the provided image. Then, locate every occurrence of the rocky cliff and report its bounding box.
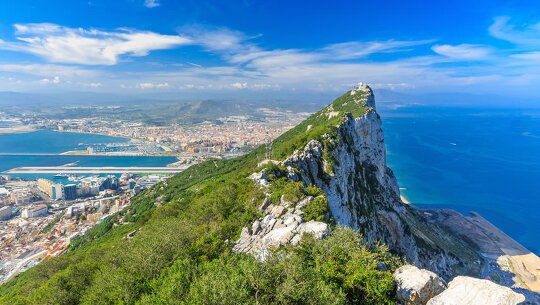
[235,84,480,279]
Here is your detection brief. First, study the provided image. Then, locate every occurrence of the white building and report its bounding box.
[0,188,10,205]
[21,204,48,218]
[0,206,12,220]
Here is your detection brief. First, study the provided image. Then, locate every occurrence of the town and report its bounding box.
[0,106,309,158]
[0,104,311,283]
[0,173,169,283]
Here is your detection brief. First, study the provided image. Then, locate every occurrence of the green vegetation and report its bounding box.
[0,88,390,304]
[304,195,330,222]
[268,178,305,204]
[40,211,65,234]
[271,88,370,159]
[140,228,401,305]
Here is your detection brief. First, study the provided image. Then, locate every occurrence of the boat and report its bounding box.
[54,173,69,178]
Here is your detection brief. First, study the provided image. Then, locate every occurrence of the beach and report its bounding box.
[422,209,540,293]
[400,194,411,205]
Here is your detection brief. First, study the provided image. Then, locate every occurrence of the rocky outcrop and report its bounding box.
[281,84,479,279]
[394,266,527,305]
[426,276,526,305]
[233,194,329,259]
[235,84,479,279]
[394,265,446,305]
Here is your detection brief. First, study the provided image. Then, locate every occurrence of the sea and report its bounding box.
[380,105,540,255]
[1,112,539,255]
[0,130,177,181]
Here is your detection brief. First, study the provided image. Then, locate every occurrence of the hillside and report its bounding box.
[0,85,481,304]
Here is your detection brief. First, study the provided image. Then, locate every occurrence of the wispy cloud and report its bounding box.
[0,63,98,77]
[0,23,190,65]
[2,18,540,96]
[431,44,493,60]
[137,82,169,89]
[39,76,61,84]
[144,0,160,8]
[489,16,540,48]
[322,40,433,60]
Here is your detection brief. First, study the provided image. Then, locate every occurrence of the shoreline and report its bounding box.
[0,126,35,134]
[422,208,540,293]
[400,194,411,205]
[401,189,539,293]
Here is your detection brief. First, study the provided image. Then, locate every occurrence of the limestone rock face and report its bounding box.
[233,195,329,259]
[237,84,480,279]
[282,107,477,278]
[394,265,446,305]
[426,276,526,305]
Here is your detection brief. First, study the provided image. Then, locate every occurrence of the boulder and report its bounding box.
[394,265,446,305]
[426,276,525,305]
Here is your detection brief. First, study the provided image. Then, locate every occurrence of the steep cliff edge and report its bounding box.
[236,84,480,279]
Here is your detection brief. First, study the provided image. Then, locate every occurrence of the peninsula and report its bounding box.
[0,85,538,304]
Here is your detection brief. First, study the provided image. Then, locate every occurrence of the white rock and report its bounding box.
[261,226,296,248]
[249,171,269,187]
[270,205,286,218]
[252,220,261,235]
[259,197,270,211]
[394,265,446,305]
[296,221,329,240]
[426,276,525,305]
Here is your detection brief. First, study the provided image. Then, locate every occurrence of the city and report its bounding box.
[0,104,310,159]
[0,103,309,283]
[0,173,168,283]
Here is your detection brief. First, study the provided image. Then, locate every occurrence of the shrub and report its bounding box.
[304,195,330,221]
[304,184,324,197]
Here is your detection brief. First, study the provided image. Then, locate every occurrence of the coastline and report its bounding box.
[0,128,177,157]
[0,126,35,134]
[422,208,540,293]
[400,194,411,205]
[402,188,539,293]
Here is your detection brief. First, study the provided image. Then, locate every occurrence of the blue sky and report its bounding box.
[0,0,540,99]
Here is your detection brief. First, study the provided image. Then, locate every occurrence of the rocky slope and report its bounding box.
[235,84,480,279]
[394,265,530,305]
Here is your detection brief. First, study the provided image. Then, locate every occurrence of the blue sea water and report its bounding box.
[0,130,177,180]
[0,130,129,154]
[380,106,540,255]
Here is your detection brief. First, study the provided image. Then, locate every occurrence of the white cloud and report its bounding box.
[0,63,98,77]
[0,23,190,65]
[322,40,433,60]
[231,82,247,89]
[40,76,61,84]
[431,44,493,60]
[137,82,169,89]
[489,16,540,48]
[4,20,540,96]
[144,0,160,8]
[181,26,252,52]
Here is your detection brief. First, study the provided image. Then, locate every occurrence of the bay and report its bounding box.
[0,130,177,180]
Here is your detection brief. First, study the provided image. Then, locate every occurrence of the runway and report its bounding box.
[3,166,188,174]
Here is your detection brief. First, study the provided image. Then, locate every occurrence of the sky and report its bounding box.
[0,0,540,101]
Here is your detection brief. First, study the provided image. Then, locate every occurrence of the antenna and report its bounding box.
[265,138,272,160]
